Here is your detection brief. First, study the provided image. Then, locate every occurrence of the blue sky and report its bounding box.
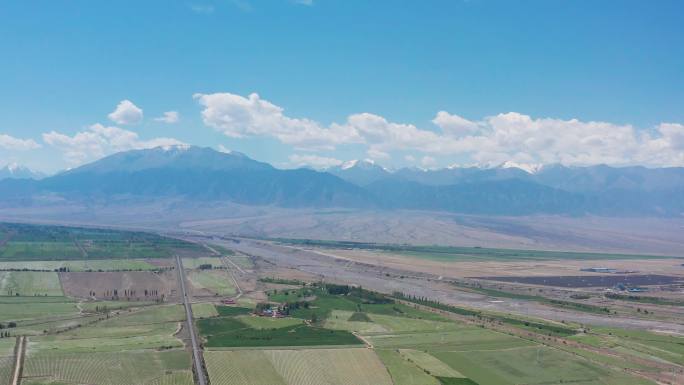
[1,0,683,172]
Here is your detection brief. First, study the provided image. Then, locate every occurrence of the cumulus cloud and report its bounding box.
[154,111,180,124]
[0,134,41,150]
[421,156,437,168]
[195,92,684,167]
[432,111,479,137]
[108,100,143,125]
[366,147,390,160]
[42,124,183,165]
[288,154,342,169]
[194,92,359,150]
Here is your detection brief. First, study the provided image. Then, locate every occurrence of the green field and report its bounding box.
[377,349,441,385]
[0,299,78,322]
[398,349,465,378]
[236,315,303,329]
[198,315,361,348]
[0,224,667,385]
[570,327,684,366]
[0,222,207,261]
[192,302,219,318]
[19,300,193,385]
[0,339,15,385]
[181,257,224,269]
[187,270,236,296]
[23,350,193,385]
[0,271,63,296]
[0,223,202,385]
[433,346,652,385]
[216,306,253,316]
[223,254,253,269]
[0,259,160,272]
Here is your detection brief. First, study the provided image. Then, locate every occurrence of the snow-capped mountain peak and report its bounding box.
[0,163,44,180]
[499,161,545,174]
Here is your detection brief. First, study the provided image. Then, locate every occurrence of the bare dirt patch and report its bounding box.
[59,271,179,300]
[476,274,683,288]
[320,248,684,279]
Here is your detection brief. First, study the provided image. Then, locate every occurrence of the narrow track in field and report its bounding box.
[11,336,25,385]
[175,255,207,385]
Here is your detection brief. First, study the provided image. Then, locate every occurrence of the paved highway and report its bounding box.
[175,256,207,385]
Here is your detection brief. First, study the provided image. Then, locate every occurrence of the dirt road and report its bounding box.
[11,336,25,385]
[175,256,207,385]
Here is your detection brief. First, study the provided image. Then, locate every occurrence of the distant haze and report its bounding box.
[0,145,682,217]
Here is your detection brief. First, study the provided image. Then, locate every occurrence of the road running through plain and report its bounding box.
[175,255,207,385]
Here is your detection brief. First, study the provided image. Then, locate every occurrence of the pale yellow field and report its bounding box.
[398,349,465,378]
[205,348,393,385]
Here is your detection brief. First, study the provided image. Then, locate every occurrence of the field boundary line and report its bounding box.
[11,336,25,385]
[219,257,243,299]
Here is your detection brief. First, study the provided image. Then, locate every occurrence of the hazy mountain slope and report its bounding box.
[0,146,378,208]
[327,160,394,186]
[365,179,586,215]
[0,163,44,180]
[0,146,682,216]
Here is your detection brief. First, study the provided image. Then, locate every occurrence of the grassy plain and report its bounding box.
[433,346,652,385]
[192,302,219,318]
[0,299,78,322]
[376,349,441,385]
[181,257,224,269]
[187,270,236,296]
[0,271,63,296]
[0,259,159,271]
[570,327,684,366]
[0,222,207,261]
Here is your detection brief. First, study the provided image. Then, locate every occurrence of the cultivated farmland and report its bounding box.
[1,222,678,385]
[205,348,393,385]
[187,270,236,297]
[0,271,63,296]
[59,271,178,300]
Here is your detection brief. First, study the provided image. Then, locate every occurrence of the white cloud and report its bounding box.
[421,156,437,168]
[42,124,183,165]
[366,147,390,160]
[195,91,684,167]
[154,111,180,124]
[195,92,360,150]
[108,100,143,125]
[404,155,416,162]
[0,134,41,150]
[289,154,342,169]
[432,111,479,137]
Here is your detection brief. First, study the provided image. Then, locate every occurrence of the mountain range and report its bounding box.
[0,163,44,180]
[1,145,682,216]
